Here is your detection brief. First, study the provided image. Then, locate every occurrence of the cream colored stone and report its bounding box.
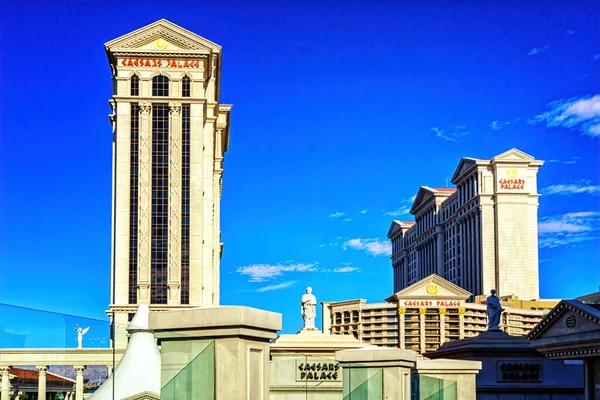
[105,20,232,345]
[388,148,543,301]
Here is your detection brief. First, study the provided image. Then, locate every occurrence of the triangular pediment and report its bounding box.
[121,391,160,400]
[492,148,535,163]
[528,300,600,341]
[387,221,402,238]
[409,186,436,215]
[105,19,221,53]
[386,274,472,301]
[450,157,477,184]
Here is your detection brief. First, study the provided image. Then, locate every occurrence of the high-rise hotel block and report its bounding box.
[388,149,543,301]
[104,20,231,347]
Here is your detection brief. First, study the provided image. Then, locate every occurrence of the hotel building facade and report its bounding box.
[388,148,544,301]
[104,20,232,347]
[322,275,558,354]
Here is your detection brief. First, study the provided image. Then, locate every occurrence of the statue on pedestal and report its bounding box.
[485,289,505,331]
[75,325,89,349]
[301,287,317,330]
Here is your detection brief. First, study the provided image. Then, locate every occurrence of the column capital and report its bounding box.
[35,366,48,374]
[139,102,152,114]
[419,307,427,315]
[169,102,182,115]
[438,307,447,315]
[74,366,86,374]
[0,366,11,374]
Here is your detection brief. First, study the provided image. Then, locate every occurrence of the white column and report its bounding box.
[458,308,465,339]
[398,308,406,349]
[106,365,113,377]
[439,308,446,346]
[75,366,85,400]
[0,367,11,400]
[419,308,426,354]
[137,102,152,303]
[168,102,182,305]
[37,366,48,400]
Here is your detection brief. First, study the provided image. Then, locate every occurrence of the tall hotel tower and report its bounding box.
[105,20,231,347]
[388,149,543,302]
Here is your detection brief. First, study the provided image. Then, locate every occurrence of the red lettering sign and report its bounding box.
[120,58,200,69]
[401,300,463,307]
[499,179,525,190]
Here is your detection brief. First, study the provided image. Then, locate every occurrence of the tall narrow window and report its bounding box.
[129,104,140,304]
[130,74,140,96]
[151,104,169,304]
[182,76,191,97]
[181,104,191,304]
[152,75,169,97]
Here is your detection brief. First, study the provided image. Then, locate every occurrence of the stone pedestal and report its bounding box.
[150,306,281,400]
[270,328,372,399]
[427,331,584,398]
[336,348,417,399]
[337,347,481,400]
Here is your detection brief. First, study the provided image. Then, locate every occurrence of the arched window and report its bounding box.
[152,75,169,96]
[130,74,139,96]
[182,75,191,97]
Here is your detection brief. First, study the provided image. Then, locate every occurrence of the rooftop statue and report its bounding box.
[485,289,505,331]
[301,287,317,330]
[75,325,89,349]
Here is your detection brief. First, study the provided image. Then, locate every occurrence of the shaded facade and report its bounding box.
[104,20,232,347]
[322,275,557,354]
[388,148,544,301]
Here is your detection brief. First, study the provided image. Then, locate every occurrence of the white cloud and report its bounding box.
[343,218,354,222]
[236,262,317,282]
[330,211,345,218]
[528,45,549,55]
[384,205,411,216]
[334,266,361,273]
[541,181,600,195]
[529,95,600,137]
[318,244,325,248]
[539,211,600,248]
[256,281,296,292]
[490,121,502,130]
[343,238,392,257]
[566,30,575,35]
[360,210,368,214]
[431,127,469,142]
[384,195,416,216]
[547,156,579,164]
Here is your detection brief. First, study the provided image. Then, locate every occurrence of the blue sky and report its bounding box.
[0,0,599,338]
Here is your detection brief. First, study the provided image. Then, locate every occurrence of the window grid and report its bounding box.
[181,104,191,304]
[130,75,140,96]
[151,104,169,304]
[152,76,169,97]
[182,76,191,97]
[129,104,139,304]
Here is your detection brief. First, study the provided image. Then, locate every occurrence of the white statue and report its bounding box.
[486,289,505,331]
[75,325,89,349]
[301,287,317,330]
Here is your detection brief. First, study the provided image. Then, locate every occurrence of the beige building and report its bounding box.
[388,148,544,301]
[322,275,558,354]
[104,20,232,347]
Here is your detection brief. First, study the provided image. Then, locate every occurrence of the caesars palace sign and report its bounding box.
[397,283,465,308]
[119,58,201,68]
[498,168,526,191]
